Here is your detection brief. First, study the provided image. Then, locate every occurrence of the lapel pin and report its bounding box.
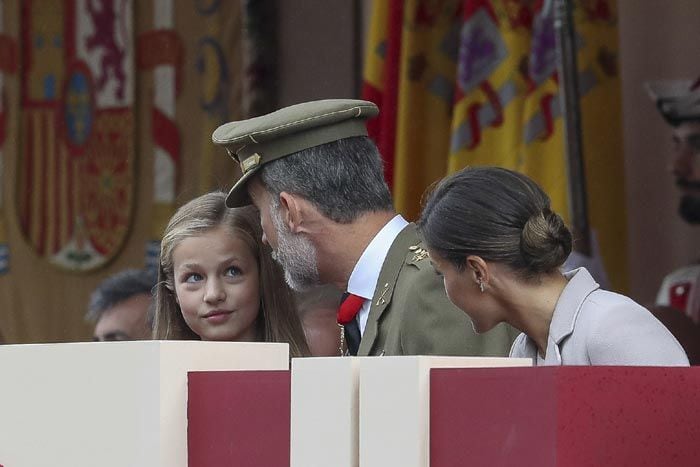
[376,282,390,306]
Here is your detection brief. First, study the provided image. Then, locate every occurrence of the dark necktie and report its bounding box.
[338,292,364,356]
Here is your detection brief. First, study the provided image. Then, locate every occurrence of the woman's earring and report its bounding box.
[478,279,485,293]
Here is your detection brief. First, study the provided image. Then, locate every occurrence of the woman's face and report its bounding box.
[428,250,498,334]
[172,226,261,341]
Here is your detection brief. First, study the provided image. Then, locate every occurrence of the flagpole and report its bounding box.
[554,0,591,256]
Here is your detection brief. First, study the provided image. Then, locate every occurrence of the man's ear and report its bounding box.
[278,191,303,232]
[466,255,489,286]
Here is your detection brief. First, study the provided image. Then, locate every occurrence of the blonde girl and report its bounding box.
[153,192,309,357]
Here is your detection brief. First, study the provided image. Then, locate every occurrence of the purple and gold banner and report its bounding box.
[363,0,627,291]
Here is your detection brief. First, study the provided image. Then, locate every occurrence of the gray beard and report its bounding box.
[270,206,321,291]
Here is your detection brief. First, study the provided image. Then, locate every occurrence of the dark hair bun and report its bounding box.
[520,208,573,273]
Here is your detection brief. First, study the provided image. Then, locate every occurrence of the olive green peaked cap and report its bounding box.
[212,99,380,207]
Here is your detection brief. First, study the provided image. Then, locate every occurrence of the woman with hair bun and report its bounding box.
[419,167,688,366]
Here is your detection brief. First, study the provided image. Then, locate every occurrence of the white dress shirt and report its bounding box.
[346,215,409,335]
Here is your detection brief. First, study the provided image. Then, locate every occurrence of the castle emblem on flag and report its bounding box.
[458,8,507,93]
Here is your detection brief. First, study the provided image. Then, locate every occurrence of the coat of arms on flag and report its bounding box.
[18,0,134,271]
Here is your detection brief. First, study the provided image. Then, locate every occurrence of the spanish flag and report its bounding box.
[362,0,627,291]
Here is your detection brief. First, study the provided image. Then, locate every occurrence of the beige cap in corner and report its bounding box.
[645,78,700,127]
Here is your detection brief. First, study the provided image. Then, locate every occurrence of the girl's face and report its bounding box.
[172,226,261,341]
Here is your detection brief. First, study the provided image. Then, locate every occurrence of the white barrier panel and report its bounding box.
[359,356,532,467]
[291,357,362,467]
[0,341,288,467]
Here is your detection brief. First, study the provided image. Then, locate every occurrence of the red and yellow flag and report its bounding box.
[362,0,627,291]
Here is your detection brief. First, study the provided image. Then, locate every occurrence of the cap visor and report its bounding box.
[225,169,258,208]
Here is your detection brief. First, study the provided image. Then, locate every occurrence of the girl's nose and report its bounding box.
[203,280,225,303]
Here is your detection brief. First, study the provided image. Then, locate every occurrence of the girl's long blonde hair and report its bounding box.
[152,192,310,357]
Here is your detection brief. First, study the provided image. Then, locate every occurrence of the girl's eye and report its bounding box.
[225,266,242,277]
[184,273,203,283]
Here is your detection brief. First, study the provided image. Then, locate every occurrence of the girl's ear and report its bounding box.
[165,283,179,304]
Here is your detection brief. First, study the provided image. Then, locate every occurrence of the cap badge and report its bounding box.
[240,153,261,174]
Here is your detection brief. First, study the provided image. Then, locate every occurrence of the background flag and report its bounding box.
[362,0,627,292]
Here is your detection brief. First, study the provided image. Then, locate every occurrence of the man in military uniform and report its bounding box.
[212,99,515,356]
[646,80,700,325]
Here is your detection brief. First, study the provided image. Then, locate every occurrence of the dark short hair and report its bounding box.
[86,269,156,322]
[419,167,572,280]
[260,136,394,223]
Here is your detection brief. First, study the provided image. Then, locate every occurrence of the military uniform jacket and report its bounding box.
[357,224,516,356]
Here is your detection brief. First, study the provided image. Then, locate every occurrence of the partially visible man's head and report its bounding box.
[646,79,700,224]
[670,120,700,223]
[86,269,156,341]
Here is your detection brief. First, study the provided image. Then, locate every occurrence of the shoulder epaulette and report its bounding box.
[408,244,429,263]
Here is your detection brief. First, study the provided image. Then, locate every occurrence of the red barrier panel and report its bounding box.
[188,370,291,467]
[431,367,700,467]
